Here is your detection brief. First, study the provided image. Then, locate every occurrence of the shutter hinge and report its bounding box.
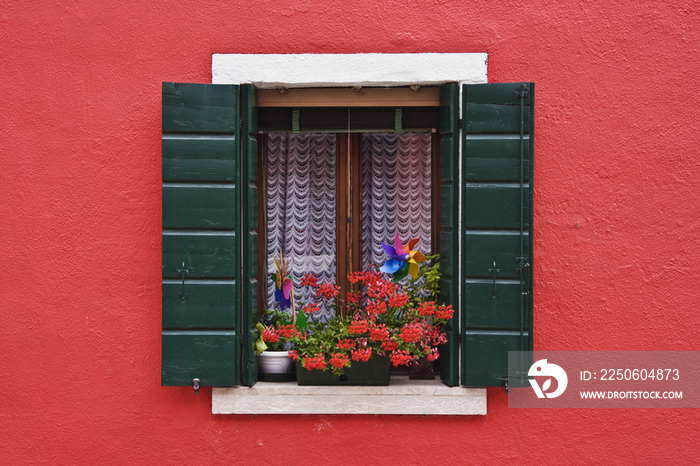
[517,84,529,100]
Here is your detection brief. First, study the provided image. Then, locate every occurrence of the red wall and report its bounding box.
[3,1,700,464]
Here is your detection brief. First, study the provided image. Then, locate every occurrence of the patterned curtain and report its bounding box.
[361,133,432,270]
[266,133,336,320]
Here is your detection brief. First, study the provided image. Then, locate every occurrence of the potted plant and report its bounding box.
[268,234,454,386]
[256,312,297,382]
[255,252,303,382]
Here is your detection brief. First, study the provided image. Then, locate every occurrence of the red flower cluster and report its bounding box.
[348,319,369,335]
[367,279,396,300]
[399,322,423,343]
[427,348,439,361]
[366,299,387,316]
[303,354,326,370]
[329,353,350,369]
[301,274,318,288]
[303,302,320,314]
[388,292,409,308]
[262,327,279,343]
[316,283,340,300]
[369,324,389,342]
[346,291,360,305]
[277,324,297,338]
[435,304,454,320]
[417,301,436,317]
[352,347,372,362]
[390,349,412,367]
[361,270,382,285]
[381,339,398,351]
[288,349,299,360]
[337,338,356,350]
[348,271,365,284]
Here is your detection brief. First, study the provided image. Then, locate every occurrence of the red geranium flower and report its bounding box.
[369,324,389,342]
[337,338,356,350]
[381,339,398,352]
[390,349,412,367]
[366,299,387,316]
[329,353,350,369]
[388,292,409,308]
[348,271,365,284]
[276,324,297,338]
[417,301,436,317]
[302,302,321,314]
[316,283,340,300]
[348,319,369,335]
[301,274,318,288]
[367,279,396,300]
[435,304,454,320]
[303,354,327,370]
[346,291,361,305]
[399,323,423,343]
[427,348,439,361]
[262,327,279,343]
[352,347,372,362]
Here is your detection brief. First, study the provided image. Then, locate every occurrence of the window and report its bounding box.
[260,128,438,317]
[161,54,533,396]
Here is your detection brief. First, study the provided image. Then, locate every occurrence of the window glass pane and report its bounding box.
[361,132,432,271]
[266,133,337,319]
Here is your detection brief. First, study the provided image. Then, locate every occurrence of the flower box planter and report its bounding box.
[296,355,391,386]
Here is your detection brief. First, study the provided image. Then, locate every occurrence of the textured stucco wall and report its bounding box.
[2,1,699,464]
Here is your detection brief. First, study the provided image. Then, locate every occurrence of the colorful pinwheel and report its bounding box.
[272,251,294,312]
[379,232,426,282]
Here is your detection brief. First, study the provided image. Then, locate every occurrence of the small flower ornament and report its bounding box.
[379,232,426,282]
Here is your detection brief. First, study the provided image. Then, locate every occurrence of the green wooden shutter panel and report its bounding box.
[438,84,460,387]
[240,84,260,386]
[162,82,241,388]
[461,83,534,387]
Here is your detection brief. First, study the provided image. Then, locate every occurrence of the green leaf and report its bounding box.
[255,322,267,356]
[295,308,307,334]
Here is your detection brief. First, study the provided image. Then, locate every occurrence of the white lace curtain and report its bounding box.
[266,133,337,319]
[361,133,432,269]
[266,132,432,318]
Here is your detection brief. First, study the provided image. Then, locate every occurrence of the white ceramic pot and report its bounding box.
[259,350,294,374]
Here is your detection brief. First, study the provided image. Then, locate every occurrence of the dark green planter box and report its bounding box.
[296,356,391,386]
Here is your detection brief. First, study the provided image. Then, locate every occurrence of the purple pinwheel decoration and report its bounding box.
[379,232,426,283]
[271,251,294,311]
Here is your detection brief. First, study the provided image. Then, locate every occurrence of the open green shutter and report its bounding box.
[240,85,259,386]
[162,82,241,388]
[461,83,534,387]
[438,84,460,386]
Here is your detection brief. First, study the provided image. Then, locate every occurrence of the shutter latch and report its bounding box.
[503,378,510,396]
[488,261,500,299]
[177,262,189,300]
[516,256,530,276]
[193,378,201,395]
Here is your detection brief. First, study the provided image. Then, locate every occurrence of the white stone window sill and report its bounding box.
[212,377,486,415]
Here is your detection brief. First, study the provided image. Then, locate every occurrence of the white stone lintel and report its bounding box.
[212,53,488,88]
[212,377,486,415]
